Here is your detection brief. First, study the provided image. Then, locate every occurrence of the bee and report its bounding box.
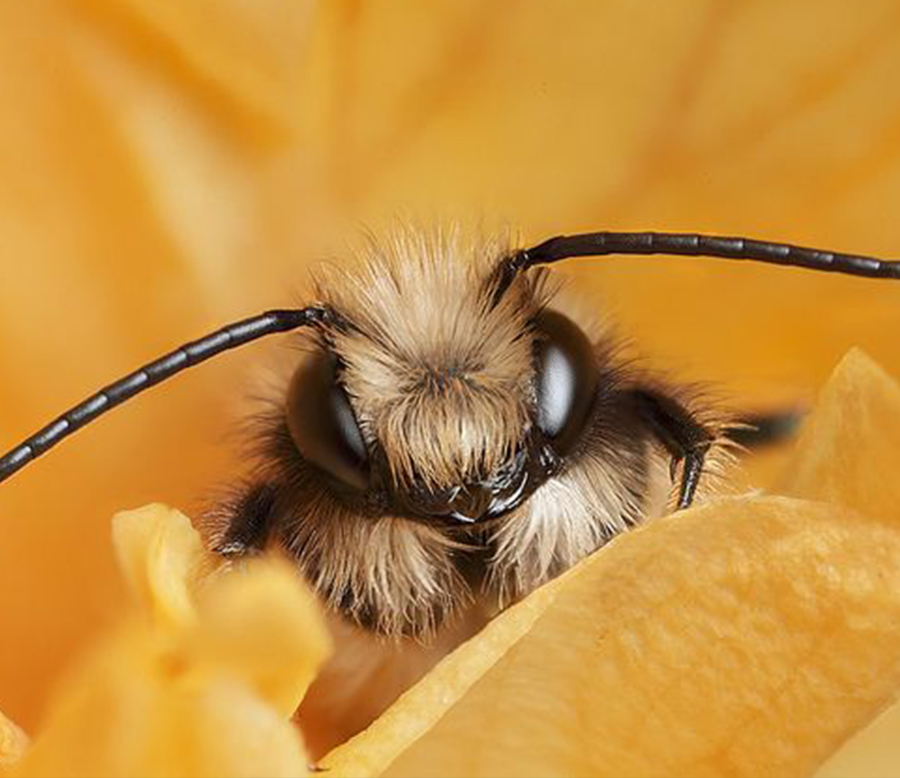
[1,228,897,754]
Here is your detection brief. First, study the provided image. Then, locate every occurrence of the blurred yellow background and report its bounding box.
[1,0,900,736]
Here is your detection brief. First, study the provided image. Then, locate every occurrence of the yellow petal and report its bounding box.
[372,497,900,778]
[10,625,310,778]
[322,563,577,777]
[785,351,900,778]
[778,348,900,525]
[0,710,28,772]
[112,504,215,627]
[189,555,332,718]
[11,509,330,777]
[114,503,331,714]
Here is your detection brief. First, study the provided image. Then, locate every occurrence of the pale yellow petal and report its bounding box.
[816,697,900,778]
[0,710,28,772]
[112,504,215,627]
[189,556,332,718]
[12,512,329,777]
[11,626,309,778]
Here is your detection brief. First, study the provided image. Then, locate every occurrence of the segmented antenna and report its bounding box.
[3,231,899,487]
[493,231,900,302]
[0,307,333,485]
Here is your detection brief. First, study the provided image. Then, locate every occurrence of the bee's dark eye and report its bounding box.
[533,310,598,454]
[286,352,370,491]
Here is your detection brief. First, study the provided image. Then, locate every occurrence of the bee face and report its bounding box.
[289,230,612,524]
[210,229,695,639]
[323,230,537,496]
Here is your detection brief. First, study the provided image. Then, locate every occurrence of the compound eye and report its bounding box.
[285,352,370,491]
[533,310,598,455]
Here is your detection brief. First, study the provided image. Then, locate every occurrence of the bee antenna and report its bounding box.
[493,230,900,304]
[0,306,336,485]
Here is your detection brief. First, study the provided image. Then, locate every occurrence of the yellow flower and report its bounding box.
[3,3,900,777]
[4,350,900,776]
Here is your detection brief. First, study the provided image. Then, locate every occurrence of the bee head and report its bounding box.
[285,228,600,524]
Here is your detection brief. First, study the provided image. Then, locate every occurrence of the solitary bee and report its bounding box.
[1,228,897,754]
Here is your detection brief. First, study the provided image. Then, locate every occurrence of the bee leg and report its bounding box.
[214,482,278,557]
[628,388,715,510]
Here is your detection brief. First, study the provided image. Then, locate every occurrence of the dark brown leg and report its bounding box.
[628,388,716,509]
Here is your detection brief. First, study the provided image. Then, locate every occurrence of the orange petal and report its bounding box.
[373,496,900,778]
[76,0,314,139]
[321,561,577,776]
